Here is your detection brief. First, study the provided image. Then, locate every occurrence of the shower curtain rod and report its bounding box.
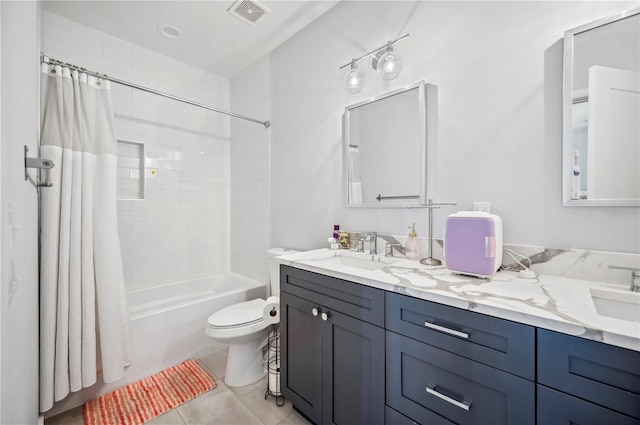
[41,54,271,128]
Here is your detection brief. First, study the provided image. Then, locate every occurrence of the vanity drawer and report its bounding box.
[537,385,640,425]
[538,329,640,419]
[386,292,535,379]
[386,331,535,425]
[385,405,429,425]
[280,265,385,327]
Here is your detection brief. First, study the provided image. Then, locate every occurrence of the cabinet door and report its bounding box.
[537,385,640,425]
[322,309,385,425]
[281,291,323,424]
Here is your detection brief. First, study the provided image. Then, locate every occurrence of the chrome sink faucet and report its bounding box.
[366,232,377,255]
[385,243,403,257]
[608,265,640,292]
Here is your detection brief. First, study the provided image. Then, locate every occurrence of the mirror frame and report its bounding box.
[343,81,438,208]
[562,6,640,207]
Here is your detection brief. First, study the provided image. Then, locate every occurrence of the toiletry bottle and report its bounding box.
[405,222,421,260]
[571,150,581,200]
[329,225,340,250]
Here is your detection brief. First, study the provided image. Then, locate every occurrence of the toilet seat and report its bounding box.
[205,298,270,342]
[204,248,296,387]
[207,298,266,329]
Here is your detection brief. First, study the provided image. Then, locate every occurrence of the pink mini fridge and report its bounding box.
[444,212,503,278]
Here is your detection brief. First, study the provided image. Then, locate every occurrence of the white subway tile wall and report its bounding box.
[117,139,145,200]
[43,11,231,290]
[230,55,271,285]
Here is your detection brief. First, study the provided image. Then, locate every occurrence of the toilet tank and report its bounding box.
[267,248,299,297]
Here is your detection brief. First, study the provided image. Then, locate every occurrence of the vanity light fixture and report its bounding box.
[372,41,403,80]
[339,34,409,93]
[342,59,365,94]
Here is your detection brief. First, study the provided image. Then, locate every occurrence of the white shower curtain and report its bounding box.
[348,145,363,204]
[39,61,130,412]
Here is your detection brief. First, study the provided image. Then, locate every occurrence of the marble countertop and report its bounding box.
[276,248,640,352]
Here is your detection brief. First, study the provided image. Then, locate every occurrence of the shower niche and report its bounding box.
[117,138,146,200]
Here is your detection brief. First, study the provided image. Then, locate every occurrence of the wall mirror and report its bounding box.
[563,7,640,206]
[343,81,437,208]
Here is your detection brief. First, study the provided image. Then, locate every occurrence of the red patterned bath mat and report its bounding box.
[83,359,217,425]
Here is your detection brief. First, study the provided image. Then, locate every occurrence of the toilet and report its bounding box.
[205,247,297,387]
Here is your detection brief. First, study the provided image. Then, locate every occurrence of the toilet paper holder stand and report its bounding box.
[264,324,284,406]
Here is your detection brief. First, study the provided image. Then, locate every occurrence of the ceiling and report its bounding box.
[42,0,340,78]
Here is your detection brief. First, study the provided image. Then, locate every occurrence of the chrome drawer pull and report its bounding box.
[424,321,469,339]
[426,386,471,411]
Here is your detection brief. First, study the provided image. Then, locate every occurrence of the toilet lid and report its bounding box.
[207,298,266,328]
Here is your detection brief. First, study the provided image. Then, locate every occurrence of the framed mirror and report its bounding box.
[563,7,640,206]
[343,81,437,208]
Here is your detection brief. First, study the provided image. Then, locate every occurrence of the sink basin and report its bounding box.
[590,288,640,322]
[330,254,393,271]
[309,251,401,272]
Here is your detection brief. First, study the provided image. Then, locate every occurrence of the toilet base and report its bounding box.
[224,330,269,387]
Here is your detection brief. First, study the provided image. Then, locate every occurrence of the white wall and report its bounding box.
[0,1,40,423]
[270,1,640,254]
[230,54,271,284]
[43,12,232,291]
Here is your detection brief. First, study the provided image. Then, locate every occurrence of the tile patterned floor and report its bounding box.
[45,346,310,425]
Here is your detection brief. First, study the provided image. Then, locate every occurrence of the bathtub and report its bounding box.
[46,272,266,417]
[126,272,266,373]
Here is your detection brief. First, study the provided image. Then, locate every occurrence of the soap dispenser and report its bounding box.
[405,222,421,260]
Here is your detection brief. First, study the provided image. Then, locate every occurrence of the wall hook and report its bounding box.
[24,145,55,188]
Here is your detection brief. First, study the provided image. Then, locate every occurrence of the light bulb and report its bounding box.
[377,48,402,80]
[342,59,364,94]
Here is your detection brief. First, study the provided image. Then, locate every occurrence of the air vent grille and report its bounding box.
[228,0,269,25]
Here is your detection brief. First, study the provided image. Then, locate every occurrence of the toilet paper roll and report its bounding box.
[263,296,280,325]
[269,362,281,395]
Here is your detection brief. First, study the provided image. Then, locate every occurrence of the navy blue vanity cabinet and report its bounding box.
[537,385,640,425]
[385,292,535,425]
[537,329,640,423]
[385,405,423,425]
[386,292,535,379]
[280,291,323,422]
[280,266,385,425]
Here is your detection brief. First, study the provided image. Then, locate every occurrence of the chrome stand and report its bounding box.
[419,199,456,266]
[264,324,284,406]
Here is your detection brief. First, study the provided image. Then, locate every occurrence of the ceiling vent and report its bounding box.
[228,0,270,25]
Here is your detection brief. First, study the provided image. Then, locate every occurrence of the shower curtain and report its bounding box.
[39,61,130,412]
[348,145,363,204]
